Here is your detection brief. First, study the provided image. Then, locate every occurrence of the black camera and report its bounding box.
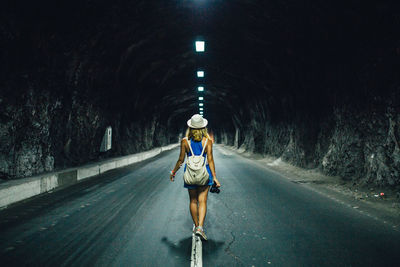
[210,181,220,194]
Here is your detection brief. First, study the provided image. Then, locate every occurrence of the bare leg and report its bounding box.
[188,189,199,227]
[197,185,210,227]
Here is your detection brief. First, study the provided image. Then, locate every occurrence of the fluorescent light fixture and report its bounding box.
[195,41,205,52]
[198,97,204,100]
[200,112,204,115]
[199,108,203,111]
[198,86,204,92]
[199,103,204,106]
[197,71,204,77]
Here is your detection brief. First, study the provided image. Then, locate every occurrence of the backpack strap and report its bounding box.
[184,137,195,156]
[200,138,208,157]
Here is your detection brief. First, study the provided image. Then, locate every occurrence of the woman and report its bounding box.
[170,114,221,241]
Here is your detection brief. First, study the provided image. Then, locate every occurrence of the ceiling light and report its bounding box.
[198,86,204,92]
[199,103,203,106]
[195,41,205,52]
[198,97,204,100]
[197,71,204,77]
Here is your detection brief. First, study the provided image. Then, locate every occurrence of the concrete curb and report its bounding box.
[0,143,179,209]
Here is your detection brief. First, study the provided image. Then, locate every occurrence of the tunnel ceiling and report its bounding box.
[1,0,400,131]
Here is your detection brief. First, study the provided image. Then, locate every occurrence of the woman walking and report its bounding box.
[170,114,221,241]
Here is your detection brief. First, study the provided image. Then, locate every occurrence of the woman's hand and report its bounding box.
[170,173,175,182]
[214,177,221,187]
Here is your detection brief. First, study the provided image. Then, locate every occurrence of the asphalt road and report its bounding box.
[0,146,399,266]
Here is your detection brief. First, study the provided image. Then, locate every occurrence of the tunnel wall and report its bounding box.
[0,88,178,180]
[216,101,400,187]
[0,1,187,180]
[206,0,400,188]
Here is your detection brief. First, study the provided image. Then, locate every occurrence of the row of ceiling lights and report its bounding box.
[195,41,205,116]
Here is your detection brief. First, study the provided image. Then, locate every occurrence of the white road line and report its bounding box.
[196,235,203,267]
[191,233,196,266]
[190,233,203,267]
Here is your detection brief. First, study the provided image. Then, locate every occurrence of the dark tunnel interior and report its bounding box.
[1,0,400,187]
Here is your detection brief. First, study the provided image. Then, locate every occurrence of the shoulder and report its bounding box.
[204,137,212,146]
[180,138,189,152]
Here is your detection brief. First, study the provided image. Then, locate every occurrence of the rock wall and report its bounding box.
[217,100,400,187]
[0,87,178,180]
[0,89,55,179]
[0,0,183,180]
[322,106,400,186]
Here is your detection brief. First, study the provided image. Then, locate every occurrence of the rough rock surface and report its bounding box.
[217,102,400,187]
[0,87,177,180]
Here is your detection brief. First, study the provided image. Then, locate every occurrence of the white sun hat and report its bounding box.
[187,114,208,129]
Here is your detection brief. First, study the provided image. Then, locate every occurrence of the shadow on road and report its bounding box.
[161,236,225,263]
[161,236,192,259]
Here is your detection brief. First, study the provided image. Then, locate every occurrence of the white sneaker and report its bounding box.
[195,226,208,241]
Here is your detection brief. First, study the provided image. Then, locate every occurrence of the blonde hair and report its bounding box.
[185,127,210,142]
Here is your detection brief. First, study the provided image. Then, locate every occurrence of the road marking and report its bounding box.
[190,233,202,267]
